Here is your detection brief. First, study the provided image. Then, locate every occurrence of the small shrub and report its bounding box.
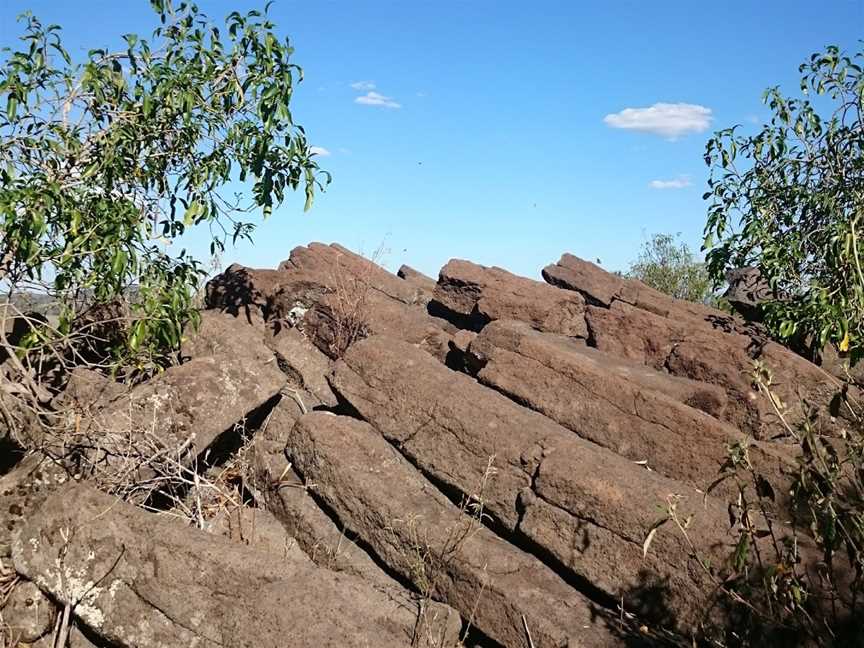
[628,232,715,304]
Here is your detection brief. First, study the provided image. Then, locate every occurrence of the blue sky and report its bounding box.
[2,1,863,279]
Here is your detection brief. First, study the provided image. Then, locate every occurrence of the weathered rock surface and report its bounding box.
[180,308,270,361]
[288,412,624,648]
[543,253,723,326]
[330,336,738,630]
[397,264,437,303]
[0,454,69,566]
[265,327,338,408]
[205,264,285,319]
[84,352,285,498]
[467,319,793,501]
[247,399,463,647]
[12,482,446,648]
[279,242,428,307]
[434,259,589,336]
[206,243,458,363]
[723,266,772,322]
[51,367,126,413]
[2,579,54,643]
[586,301,843,437]
[182,308,338,409]
[207,506,306,558]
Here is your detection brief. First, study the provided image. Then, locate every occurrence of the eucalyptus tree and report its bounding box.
[703,45,864,361]
[0,0,328,382]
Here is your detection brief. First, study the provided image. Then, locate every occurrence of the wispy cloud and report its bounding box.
[355,91,401,109]
[649,175,692,190]
[604,103,712,139]
[309,146,331,157]
[350,80,376,91]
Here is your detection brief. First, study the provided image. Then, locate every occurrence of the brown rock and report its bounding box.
[2,579,54,643]
[0,454,69,567]
[288,412,623,648]
[12,482,428,648]
[206,244,458,362]
[433,259,588,336]
[265,327,338,408]
[397,265,437,304]
[180,309,270,361]
[204,263,287,318]
[329,336,741,631]
[296,288,455,362]
[183,309,338,409]
[52,368,126,413]
[467,319,792,502]
[85,352,285,499]
[587,302,844,438]
[279,243,426,306]
[247,400,463,647]
[543,253,725,326]
[207,506,307,559]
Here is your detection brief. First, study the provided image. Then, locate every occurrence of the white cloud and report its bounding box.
[309,146,331,157]
[649,175,692,190]
[355,91,401,109]
[604,102,712,139]
[350,81,376,91]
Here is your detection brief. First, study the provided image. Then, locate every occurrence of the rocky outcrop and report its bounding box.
[206,243,459,363]
[330,335,741,631]
[466,319,793,502]
[12,482,447,648]
[433,259,588,336]
[83,350,285,499]
[288,412,622,648]
[585,301,843,438]
[4,241,854,647]
[543,253,723,326]
[247,398,463,646]
[397,264,437,303]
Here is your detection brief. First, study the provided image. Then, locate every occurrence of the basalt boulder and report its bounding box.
[433,259,588,336]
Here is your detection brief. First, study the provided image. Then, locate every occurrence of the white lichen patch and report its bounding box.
[37,556,107,629]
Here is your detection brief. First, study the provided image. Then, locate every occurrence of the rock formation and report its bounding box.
[1,242,854,647]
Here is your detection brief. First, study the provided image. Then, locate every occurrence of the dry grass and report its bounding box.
[389,456,498,648]
[317,242,390,359]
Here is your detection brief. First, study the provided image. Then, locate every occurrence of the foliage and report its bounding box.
[627,232,714,304]
[0,0,328,373]
[703,45,864,363]
[656,363,864,646]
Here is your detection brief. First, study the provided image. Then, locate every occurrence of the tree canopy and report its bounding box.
[0,0,328,370]
[627,232,713,304]
[703,45,864,361]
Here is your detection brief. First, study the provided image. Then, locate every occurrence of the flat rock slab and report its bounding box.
[467,319,792,503]
[205,244,459,363]
[586,302,844,438]
[248,400,463,647]
[433,259,588,336]
[397,264,437,303]
[330,336,742,632]
[12,482,435,648]
[542,253,727,327]
[85,352,285,498]
[288,412,624,648]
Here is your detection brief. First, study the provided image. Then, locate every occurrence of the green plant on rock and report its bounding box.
[0,0,328,380]
[703,44,864,363]
[627,232,714,304]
